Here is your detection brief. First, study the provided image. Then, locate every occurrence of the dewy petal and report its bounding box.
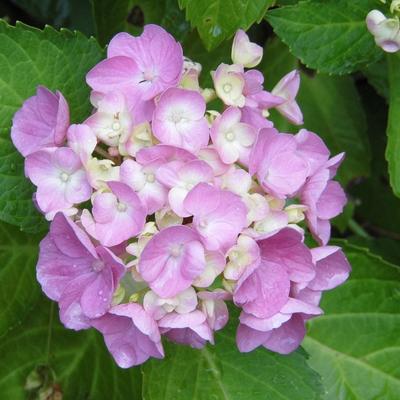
[91,303,164,368]
[234,259,290,319]
[309,246,351,291]
[138,225,206,298]
[81,181,146,246]
[11,86,69,156]
[37,213,125,329]
[257,227,316,284]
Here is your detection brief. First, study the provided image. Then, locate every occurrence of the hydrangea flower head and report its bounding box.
[11,25,351,368]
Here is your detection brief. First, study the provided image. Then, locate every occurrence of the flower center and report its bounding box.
[117,202,127,212]
[112,121,121,131]
[59,172,70,182]
[225,131,235,141]
[170,244,182,258]
[199,219,208,229]
[223,83,232,93]
[146,173,156,183]
[92,260,105,272]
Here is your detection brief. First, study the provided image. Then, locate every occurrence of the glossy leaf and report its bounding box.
[266,0,383,75]
[304,243,400,400]
[386,53,400,198]
[0,21,103,232]
[179,0,274,50]
[0,298,142,399]
[142,310,323,400]
[0,222,42,337]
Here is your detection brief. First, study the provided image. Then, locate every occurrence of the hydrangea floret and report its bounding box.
[12,26,350,368]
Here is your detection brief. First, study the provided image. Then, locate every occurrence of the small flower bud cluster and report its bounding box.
[11,25,350,368]
[367,1,400,52]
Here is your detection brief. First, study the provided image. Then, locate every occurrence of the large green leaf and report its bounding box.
[261,38,370,185]
[266,0,383,75]
[304,243,400,400]
[0,298,142,399]
[179,0,274,50]
[11,0,95,36]
[0,222,42,337]
[142,311,323,400]
[92,0,190,47]
[92,0,130,46]
[0,20,103,232]
[386,53,400,198]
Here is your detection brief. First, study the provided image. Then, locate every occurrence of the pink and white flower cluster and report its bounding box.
[12,25,350,368]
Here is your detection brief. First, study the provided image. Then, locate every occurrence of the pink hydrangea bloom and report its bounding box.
[11,25,351,366]
[300,154,347,245]
[138,225,206,298]
[37,213,125,329]
[156,159,214,217]
[233,257,290,319]
[243,70,284,110]
[91,303,164,367]
[67,124,97,164]
[136,144,196,165]
[85,91,133,147]
[257,228,316,285]
[11,86,69,156]
[237,298,322,354]
[210,107,257,165]
[25,147,92,215]
[272,70,303,125]
[184,183,247,251]
[159,310,213,348]
[87,25,183,101]
[198,290,230,331]
[308,246,351,291]
[249,128,310,198]
[120,158,168,214]
[144,287,198,320]
[81,181,146,246]
[231,29,263,68]
[152,88,209,153]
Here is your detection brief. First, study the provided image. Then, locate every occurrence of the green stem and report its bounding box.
[386,53,400,198]
[45,301,55,365]
[348,219,371,239]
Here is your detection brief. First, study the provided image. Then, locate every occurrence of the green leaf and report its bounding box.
[0,20,103,232]
[0,222,42,337]
[266,0,383,75]
[261,38,370,185]
[362,58,389,101]
[304,243,400,400]
[0,298,142,399]
[91,0,131,46]
[92,0,190,47]
[11,0,95,36]
[386,53,400,198]
[179,0,274,50]
[142,310,323,400]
